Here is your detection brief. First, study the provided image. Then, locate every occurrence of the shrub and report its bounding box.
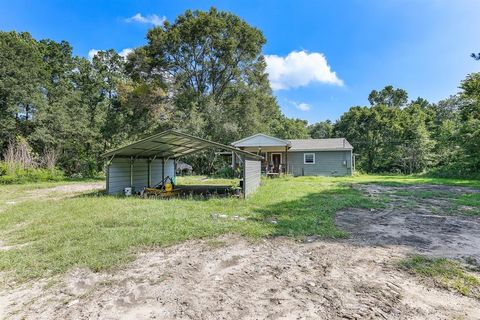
[214,166,237,179]
[0,137,65,184]
[0,163,64,184]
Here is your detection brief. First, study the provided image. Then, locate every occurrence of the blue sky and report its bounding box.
[2,0,480,123]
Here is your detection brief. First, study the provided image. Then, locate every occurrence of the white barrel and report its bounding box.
[124,187,132,196]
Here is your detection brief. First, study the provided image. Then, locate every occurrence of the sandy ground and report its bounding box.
[0,182,104,213]
[1,183,480,319]
[22,182,104,201]
[1,237,479,320]
[336,184,480,261]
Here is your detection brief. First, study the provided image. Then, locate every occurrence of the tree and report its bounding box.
[368,85,408,107]
[458,72,480,172]
[126,7,281,144]
[400,103,435,173]
[308,120,333,139]
[428,96,462,169]
[273,117,309,139]
[0,32,46,147]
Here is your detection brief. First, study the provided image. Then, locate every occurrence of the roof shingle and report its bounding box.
[287,138,353,151]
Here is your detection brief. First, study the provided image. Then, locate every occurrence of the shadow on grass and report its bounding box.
[251,186,380,238]
[75,189,240,202]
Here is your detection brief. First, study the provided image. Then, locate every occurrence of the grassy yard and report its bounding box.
[0,174,478,282]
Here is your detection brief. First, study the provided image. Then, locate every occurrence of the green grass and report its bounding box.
[401,256,480,299]
[176,175,239,186]
[0,174,478,282]
[332,174,480,188]
[455,193,480,215]
[0,176,378,281]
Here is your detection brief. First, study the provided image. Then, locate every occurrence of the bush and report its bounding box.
[0,162,65,184]
[426,163,480,180]
[214,166,237,179]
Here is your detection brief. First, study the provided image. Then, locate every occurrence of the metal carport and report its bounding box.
[101,130,263,197]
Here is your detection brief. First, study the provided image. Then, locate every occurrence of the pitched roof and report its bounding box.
[288,138,353,151]
[230,134,353,151]
[231,133,290,147]
[102,130,263,160]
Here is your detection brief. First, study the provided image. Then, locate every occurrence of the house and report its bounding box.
[231,133,354,176]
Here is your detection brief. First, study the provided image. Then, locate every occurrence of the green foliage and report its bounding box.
[273,117,310,139]
[308,120,333,138]
[1,12,480,178]
[126,7,284,145]
[1,9,309,177]
[0,162,64,184]
[331,81,480,176]
[213,166,238,179]
[458,73,480,172]
[368,85,408,107]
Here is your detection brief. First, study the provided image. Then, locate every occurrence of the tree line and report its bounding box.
[310,82,479,177]
[1,8,478,178]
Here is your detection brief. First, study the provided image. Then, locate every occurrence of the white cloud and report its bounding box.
[287,100,312,112]
[265,50,343,90]
[88,49,100,60]
[125,13,166,26]
[88,48,133,60]
[118,48,133,58]
[295,102,311,111]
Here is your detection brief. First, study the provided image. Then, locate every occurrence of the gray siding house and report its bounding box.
[232,134,354,176]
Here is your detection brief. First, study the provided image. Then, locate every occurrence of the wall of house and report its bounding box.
[107,158,175,195]
[287,151,353,176]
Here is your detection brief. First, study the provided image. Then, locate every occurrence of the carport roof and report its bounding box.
[101,130,263,160]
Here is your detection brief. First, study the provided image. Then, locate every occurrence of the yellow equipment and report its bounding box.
[142,176,176,198]
[164,183,173,192]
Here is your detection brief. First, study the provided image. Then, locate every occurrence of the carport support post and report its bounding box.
[162,158,165,183]
[241,155,246,198]
[147,158,152,187]
[130,156,134,188]
[106,163,110,194]
[285,146,288,174]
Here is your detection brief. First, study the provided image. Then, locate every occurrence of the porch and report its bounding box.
[231,134,292,175]
[235,147,290,175]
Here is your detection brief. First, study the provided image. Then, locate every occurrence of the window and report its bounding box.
[304,153,315,164]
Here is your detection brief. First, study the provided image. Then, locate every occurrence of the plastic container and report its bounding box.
[124,187,132,196]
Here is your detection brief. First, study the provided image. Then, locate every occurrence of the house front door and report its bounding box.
[272,154,281,173]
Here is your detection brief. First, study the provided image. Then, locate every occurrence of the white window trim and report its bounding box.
[304,153,315,164]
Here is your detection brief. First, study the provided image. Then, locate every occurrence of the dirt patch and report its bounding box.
[1,183,104,212]
[1,236,479,320]
[25,182,104,199]
[336,184,480,261]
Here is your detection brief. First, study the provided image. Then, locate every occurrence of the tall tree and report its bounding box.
[127,7,282,144]
[368,85,408,107]
[273,118,309,139]
[308,120,333,139]
[458,72,480,172]
[0,32,46,146]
